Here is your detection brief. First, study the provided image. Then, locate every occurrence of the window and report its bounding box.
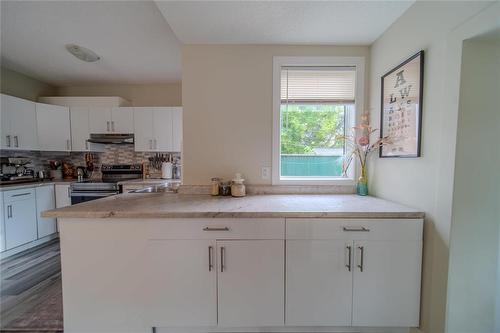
[272,57,364,185]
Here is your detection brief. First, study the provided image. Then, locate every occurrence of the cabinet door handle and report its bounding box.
[107,121,110,132]
[68,187,71,198]
[203,227,229,231]
[14,135,19,147]
[66,139,71,150]
[111,121,115,132]
[220,246,225,272]
[345,245,352,271]
[343,226,370,232]
[154,139,157,150]
[85,141,89,150]
[208,246,214,272]
[357,246,364,272]
[7,205,12,218]
[149,139,153,150]
[11,192,30,197]
[6,135,11,147]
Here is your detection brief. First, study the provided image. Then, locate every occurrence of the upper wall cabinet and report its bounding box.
[133,107,182,152]
[1,94,39,150]
[88,107,134,134]
[36,103,71,152]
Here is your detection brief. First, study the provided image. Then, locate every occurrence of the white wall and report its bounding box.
[368,2,497,333]
[446,37,500,333]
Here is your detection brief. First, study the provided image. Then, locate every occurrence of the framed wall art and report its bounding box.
[380,50,424,158]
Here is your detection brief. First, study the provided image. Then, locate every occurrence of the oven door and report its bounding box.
[70,191,119,205]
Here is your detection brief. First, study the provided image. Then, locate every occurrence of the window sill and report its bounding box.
[273,177,356,186]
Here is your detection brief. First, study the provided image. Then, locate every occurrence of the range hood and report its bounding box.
[87,133,134,144]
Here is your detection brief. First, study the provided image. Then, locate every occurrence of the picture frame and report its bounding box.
[379,50,424,158]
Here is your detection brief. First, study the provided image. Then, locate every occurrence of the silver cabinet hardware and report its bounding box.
[14,135,19,147]
[203,227,230,231]
[149,139,153,150]
[11,192,30,197]
[7,205,12,218]
[85,141,89,150]
[66,139,71,150]
[6,135,11,147]
[345,245,352,271]
[343,226,370,232]
[68,187,71,197]
[208,246,214,271]
[220,246,225,272]
[111,121,115,132]
[154,139,157,150]
[357,246,364,272]
[107,121,110,132]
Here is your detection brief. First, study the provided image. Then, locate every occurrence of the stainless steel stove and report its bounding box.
[70,164,142,204]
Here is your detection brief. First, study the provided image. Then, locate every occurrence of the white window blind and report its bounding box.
[281,66,356,104]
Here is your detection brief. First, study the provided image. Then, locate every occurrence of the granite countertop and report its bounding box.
[118,178,181,186]
[0,179,75,191]
[42,193,424,219]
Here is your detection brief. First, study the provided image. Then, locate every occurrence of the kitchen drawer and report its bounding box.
[286,218,423,241]
[147,218,285,240]
[3,188,35,202]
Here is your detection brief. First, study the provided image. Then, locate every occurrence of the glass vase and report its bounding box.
[356,166,368,196]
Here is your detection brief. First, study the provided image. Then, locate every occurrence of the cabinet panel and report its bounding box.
[217,240,284,327]
[36,185,57,238]
[171,107,182,152]
[133,108,154,152]
[4,190,37,249]
[147,240,217,327]
[70,107,90,151]
[7,95,38,150]
[88,107,112,133]
[352,240,422,327]
[111,107,134,133]
[36,103,71,151]
[55,184,71,208]
[1,94,13,149]
[286,240,352,326]
[153,108,173,151]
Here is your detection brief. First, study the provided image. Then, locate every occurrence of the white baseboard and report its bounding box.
[0,233,59,259]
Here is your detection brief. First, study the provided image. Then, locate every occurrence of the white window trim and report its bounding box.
[272,56,365,185]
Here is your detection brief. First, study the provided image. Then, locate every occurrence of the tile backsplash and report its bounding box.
[0,145,180,179]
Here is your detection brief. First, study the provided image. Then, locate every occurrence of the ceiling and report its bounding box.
[0,1,182,85]
[155,1,414,45]
[1,1,414,86]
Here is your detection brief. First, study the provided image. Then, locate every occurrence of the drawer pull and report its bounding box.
[220,246,225,272]
[203,227,230,231]
[343,226,370,232]
[11,192,31,197]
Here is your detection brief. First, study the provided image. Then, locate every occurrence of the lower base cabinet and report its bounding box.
[35,185,57,238]
[3,188,37,250]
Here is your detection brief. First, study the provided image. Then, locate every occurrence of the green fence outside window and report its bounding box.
[281,155,343,177]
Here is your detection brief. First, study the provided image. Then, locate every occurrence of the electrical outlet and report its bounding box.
[261,167,271,180]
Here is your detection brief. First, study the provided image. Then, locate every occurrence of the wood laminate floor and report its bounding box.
[0,239,63,332]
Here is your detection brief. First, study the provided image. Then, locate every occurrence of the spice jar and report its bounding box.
[231,173,246,197]
[211,178,220,196]
[219,182,231,196]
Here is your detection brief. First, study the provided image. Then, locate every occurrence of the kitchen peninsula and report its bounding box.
[44,193,424,333]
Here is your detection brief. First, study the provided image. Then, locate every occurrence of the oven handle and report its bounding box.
[70,191,119,197]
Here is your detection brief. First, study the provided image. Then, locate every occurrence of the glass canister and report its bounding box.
[231,173,246,197]
[219,182,231,196]
[211,178,221,196]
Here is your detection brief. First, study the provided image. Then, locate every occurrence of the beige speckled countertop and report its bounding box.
[42,193,424,219]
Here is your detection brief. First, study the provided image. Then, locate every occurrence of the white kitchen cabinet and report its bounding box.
[147,240,217,327]
[88,107,134,134]
[3,188,37,250]
[111,107,134,133]
[133,107,182,152]
[70,107,91,151]
[35,185,57,238]
[217,240,284,327]
[0,94,38,150]
[352,240,422,327]
[285,218,423,328]
[36,103,71,151]
[55,184,71,208]
[89,107,112,133]
[0,192,4,252]
[286,240,352,326]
